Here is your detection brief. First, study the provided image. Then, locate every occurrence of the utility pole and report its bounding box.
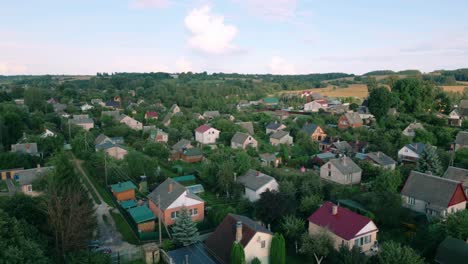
[104,153,108,187]
[158,195,162,245]
[68,121,71,140]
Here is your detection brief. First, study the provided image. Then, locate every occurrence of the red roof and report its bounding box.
[146,111,158,117]
[308,201,375,240]
[196,124,212,133]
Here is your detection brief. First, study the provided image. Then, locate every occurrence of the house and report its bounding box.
[127,206,156,233]
[338,112,363,129]
[203,111,220,119]
[80,103,94,111]
[105,100,120,109]
[302,124,327,142]
[269,130,293,146]
[435,236,468,264]
[320,157,362,185]
[365,151,397,170]
[170,104,180,114]
[444,166,468,196]
[14,166,53,196]
[40,129,56,138]
[460,100,468,118]
[162,113,172,127]
[453,131,468,151]
[304,100,328,112]
[205,214,273,264]
[398,143,430,163]
[0,168,23,180]
[329,141,353,155]
[11,143,39,156]
[308,202,379,253]
[231,132,258,150]
[236,121,254,135]
[150,129,168,143]
[195,125,220,145]
[237,169,279,202]
[96,142,128,160]
[262,97,279,106]
[148,178,204,226]
[358,106,374,121]
[118,115,143,130]
[69,116,94,131]
[172,139,193,152]
[265,122,286,134]
[179,148,204,163]
[402,122,425,137]
[311,152,336,166]
[259,153,282,168]
[91,98,104,105]
[166,243,217,264]
[145,111,158,120]
[111,181,137,202]
[448,109,462,127]
[53,103,67,113]
[401,171,467,218]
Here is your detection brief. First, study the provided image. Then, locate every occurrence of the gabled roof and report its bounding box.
[343,112,363,125]
[95,134,111,145]
[127,206,155,224]
[170,104,179,111]
[11,143,38,154]
[366,151,396,166]
[145,111,158,117]
[70,118,94,124]
[259,153,277,162]
[172,139,192,151]
[302,123,320,136]
[266,122,283,130]
[111,181,137,193]
[203,111,220,118]
[237,122,254,135]
[205,214,272,264]
[147,178,203,211]
[328,157,362,175]
[308,201,376,240]
[315,152,336,160]
[403,122,425,134]
[182,148,203,157]
[270,130,289,140]
[332,141,353,153]
[14,166,54,185]
[196,124,215,133]
[231,132,252,145]
[95,141,127,151]
[444,166,468,186]
[237,169,276,191]
[401,171,467,208]
[455,131,468,146]
[435,236,468,264]
[404,143,429,155]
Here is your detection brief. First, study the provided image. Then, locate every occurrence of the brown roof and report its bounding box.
[343,112,363,125]
[205,214,271,264]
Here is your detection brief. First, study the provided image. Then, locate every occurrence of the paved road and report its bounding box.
[5,179,17,196]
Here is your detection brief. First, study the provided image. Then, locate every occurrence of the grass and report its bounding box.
[76,172,101,205]
[84,165,115,206]
[109,210,139,245]
[0,180,8,192]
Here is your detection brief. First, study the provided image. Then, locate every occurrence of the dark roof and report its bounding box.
[455,131,468,146]
[111,181,137,193]
[196,124,214,133]
[205,214,272,264]
[444,166,468,186]
[328,157,362,174]
[95,142,127,151]
[237,169,276,191]
[343,112,363,125]
[105,101,120,107]
[14,166,54,185]
[147,178,203,210]
[302,124,320,136]
[366,152,396,166]
[435,236,468,264]
[168,243,218,264]
[332,141,353,153]
[308,201,376,240]
[127,206,156,223]
[183,148,203,157]
[266,122,283,130]
[172,139,192,151]
[405,143,429,155]
[231,132,252,145]
[259,153,277,162]
[270,130,289,139]
[401,171,463,208]
[237,122,254,135]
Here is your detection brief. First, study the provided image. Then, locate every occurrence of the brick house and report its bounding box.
[338,112,363,129]
[111,181,137,202]
[148,178,204,226]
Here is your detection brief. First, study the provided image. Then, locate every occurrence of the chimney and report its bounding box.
[332,205,338,215]
[256,171,261,177]
[236,221,243,242]
[341,157,346,165]
[169,183,173,193]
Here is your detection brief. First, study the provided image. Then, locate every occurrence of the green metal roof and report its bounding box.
[435,236,468,264]
[183,148,203,157]
[173,175,196,182]
[120,200,137,209]
[263,97,279,104]
[111,181,137,193]
[127,206,156,224]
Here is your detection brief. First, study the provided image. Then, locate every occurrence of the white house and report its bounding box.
[304,100,328,112]
[118,115,143,130]
[320,157,362,185]
[402,122,425,137]
[237,169,279,202]
[269,130,293,146]
[397,143,429,163]
[80,103,94,111]
[231,132,258,150]
[40,129,56,138]
[195,125,220,144]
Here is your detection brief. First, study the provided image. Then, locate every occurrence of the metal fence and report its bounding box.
[111,247,143,264]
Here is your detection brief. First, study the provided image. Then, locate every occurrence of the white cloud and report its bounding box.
[268,56,296,75]
[130,0,172,9]
[0,62,28,75]
[235,0,298,21]
[184,5,238,55]
[176,57,193,72]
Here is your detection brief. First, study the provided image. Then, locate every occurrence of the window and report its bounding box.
[364,235,371,244]
[261,240,266,248]
[328,171,331,177]
[171,211,179,219]
[27,185,32,192]
[189,209,193,216]
[193,208,198,215]
[451,207,455,213]
[408,196,415,205]
[327,164,331,169]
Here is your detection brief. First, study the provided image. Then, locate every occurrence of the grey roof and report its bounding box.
[302,124,320,136]
[366,152,396,166]
[455,131,468,146]
[95,134,111,145]
[405,143,429,155]
[11,143,38,155]
[401,171,462,208]
[53,103,67,112]
[230,214,272,234]
[170,104,179,112]
[237,169,276,191]
[435,236,468,264]
[95,142,127,151]
[231,132,252,145]
[444,166,468,186]
[203,111,220,118]
[266,122,283,130]
[70,118,94,124]
[147,178,203,210]
[237,122,254,135]
[329,157,362,174]
[172,139,192,151]
[162,113,172,124]
[460,100,468,116]
[73,114,89,120]
[15,166,54,185]
[167,243,217,264]
[343,112,363,125]
[332,141,353,153]
[270,130,289,140]
[259,153,277,162]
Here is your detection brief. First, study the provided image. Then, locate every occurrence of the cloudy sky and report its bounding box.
[1,0,468,75]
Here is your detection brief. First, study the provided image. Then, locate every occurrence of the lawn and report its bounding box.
[0,180,8,192]
[109,210,139,245]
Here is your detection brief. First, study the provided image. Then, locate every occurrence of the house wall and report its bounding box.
[320,162,361,185]
[106,147,128,160]
[149,199,204,226]
[338,116,350,129]
[402,195,466,217]
[195,129,219,144]
[244,232,273,264]
[181,154,203,163]
[78,123,94,131]
[311,128,327,142]
[113,189,135,202]
[304,102,321,112]
[398,147,419,161]
[0,169,22,180]
[137,221,155,232]
[244,180,279,202]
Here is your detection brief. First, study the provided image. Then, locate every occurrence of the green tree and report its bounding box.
[299,194,322,216]
[445,210,468,240]
[372,169,402,193]
[330,245,368,264]
[251,257,261,264]
[377,241,424,264]
[281,215,305,243]
[270,233,286,264]
[367,87,395,120]
[231,242,246,264]
[416,146,442,175]
[300,231,333,264]
[172,207,199,246]
[255,190,296,227]
[143,142,169,160]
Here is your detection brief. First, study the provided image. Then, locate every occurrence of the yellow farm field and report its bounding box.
[441,85,468,93]
[278,84,370,98]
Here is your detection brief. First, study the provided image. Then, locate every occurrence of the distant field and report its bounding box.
[278,84,369,98]
[441,85,468,93]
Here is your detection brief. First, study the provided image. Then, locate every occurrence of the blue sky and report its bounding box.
[1,0,468,75]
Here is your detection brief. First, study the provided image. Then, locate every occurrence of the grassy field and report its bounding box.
[0,180,8,192]
[109,210,139,245]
